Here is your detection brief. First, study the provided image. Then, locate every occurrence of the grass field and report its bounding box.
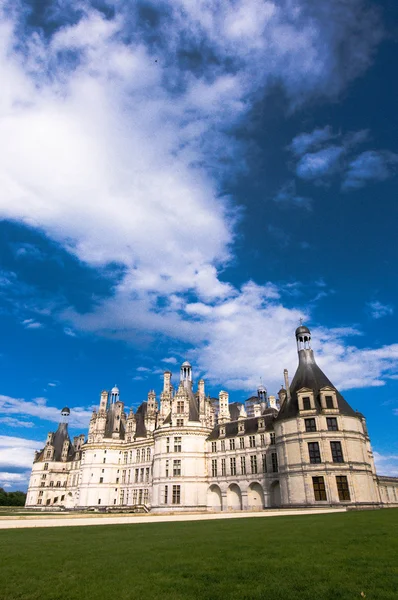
[0,510,397,600]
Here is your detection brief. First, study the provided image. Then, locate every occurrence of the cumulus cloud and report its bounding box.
[374,451,398,477]
[296,146,344,180]
[0,395,92,428]
[343,150,398,189]
[0,1,394,397]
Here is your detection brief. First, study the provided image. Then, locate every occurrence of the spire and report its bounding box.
[180,361,192,389]
[277,325,357,421]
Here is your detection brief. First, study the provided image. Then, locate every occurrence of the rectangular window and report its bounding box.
[146,468,150,482]
[325,396,334,409]
[250,455,258,474]
[239,437,245,449]
[120,490,125,505]
[98,499,101,505]
[165,460,169,477]
[211,441,217,452]
[140,468,144,482]
[143,489,149,504]
[177,401,184,413]
[49,481,54,487]
[146,448,151,461]
[326,417,338,431]
[41,474,46,480]
[305,418,317,432]
[313,476,327,501]
[262,454,267,473]
[166,437,170,453]
[164,486,168,504]
[136,449,140,462]
[240,456,246,475]
[173,459,181,476]
[37,499,42,505]
[172,485,181,505]
[174,437,182,452]
[221,440,225,452]
[270,433,275,445]
[99,477,103,483]
[39,491,44,497]
[221,458,226,476]
[260,434,265,446]
[135,468,139,482]
[249,435,256,448]
[271,452,278,473]
[230,457,236,476]
[133,489,138,504]
[303,397,311,410]
[138,489,143,504]
[308,442,321,464]
[212,459,217,477]
[229,438,235,450]
[124,452,128,464]
[103,458,106,464]
[330,441,344,463]
[122,470,126,483]
[336,476,351,501]
[44,463,48,470]
[176,419,184,427]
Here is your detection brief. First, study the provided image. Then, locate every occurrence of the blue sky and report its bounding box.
[0,0,397,490]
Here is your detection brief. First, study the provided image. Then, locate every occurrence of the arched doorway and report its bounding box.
[248,482,264,510]
[207,485,222,511]
[270,480,281,507]
[227,484,242,510]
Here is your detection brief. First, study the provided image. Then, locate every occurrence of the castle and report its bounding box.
[26,326,398,511]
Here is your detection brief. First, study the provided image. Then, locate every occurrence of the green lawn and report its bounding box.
[0,510,397,600]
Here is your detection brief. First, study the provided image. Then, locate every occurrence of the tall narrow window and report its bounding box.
[164,486,168,504]
[174,437,182,452]
[325,396,334,409]
[136,449,140,462]
[241,456,246,475]
[172,485,181,505]
[239,437,245,449]
[260,434,265,446]
[140,468,144,482]
[221,440,225,452]
[262,454,267,473]
[308,442,321,464]
[44,463,48,470]
[230,457,236,476]
[173,459,181,476]
[211,442,217,452]
[166,437,170,453]
[229,438,235,450]
[336,476,350,500]
[270,433,275,445]
[302,397,311,410]
[221,458,226,476]
[326,417,338,431]
[330,441,344,463]
[271,452,278,473]
[165,460,169,477]
[312,476,327,501]
[177,401,184,413]
[305,418,317,432]
[146,448,151,461]
[250,455,258,474]
[249,435,256,448]
[146,468,150,482]
[212,459,218,477]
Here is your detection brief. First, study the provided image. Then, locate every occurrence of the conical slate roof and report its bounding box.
[277,347,357,421]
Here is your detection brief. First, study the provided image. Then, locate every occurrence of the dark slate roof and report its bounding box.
[229,402,241,421]
[135,402,148,438]
[277,348,357,421]
[34,422,74,463]
[104,403,125,439]
[207,412,277,440]
[187,386,200,421]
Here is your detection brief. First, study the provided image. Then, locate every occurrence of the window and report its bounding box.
[146,468,150,482]
[270,433,275,445]
[116,477,119,484]
[240,456,246,475]
[238,423,244,434]
[166,437,170,453]
[98,499,101,505]
[230,438,235,450]
[302,397,311,410]
[221,458,226,476]
[262,454,267,473]
[336,476,350,501]
[230,457,236,476]
[176,419,184,427]
[140,468,144,482]
[260,434,265,446]
[99,477,103,483]
[308,442,321,464]
[173,460,181,476]
[136,449,140,462]
[305,418,317,432]
[165,460,169,477]
[138,489,143,504]
[124,452,128,464]
[219,440,225,452]
[39,491,44,497]
[49,481,54,487]
[172,485,181,505]
[133,489,138,504]
[327,417,338,431]
[271,452,278,473]
[313,476,327,501]
[258,419,264,429]
[120,490,125,505]
[174,437,182,452]
[164,486,168,504]
[44,463,48,470]
[135,469,139,483]
[143,489,149,504]
[122,470,126,484]
[250,455,258,474]
[177,401,184,413]
[330,441,344,463]
[129,451,132,463]
[239,437,245,449]
[211,442,217,452]
[249,435,256,448]
[212,459,218,477]
[325,395,334,409]
[41,474,46,480]
[37,499,42,505]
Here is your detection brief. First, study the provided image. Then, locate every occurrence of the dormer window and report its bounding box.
[258,419,265,430]
[220,426,226,437]
[303,397,311,410]
[320,388,338,410]
[298,389,315,411]
[238,423,245,434]
[325,396,334,409]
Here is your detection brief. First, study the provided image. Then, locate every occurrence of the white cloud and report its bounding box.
[64,327,76,337]
[0,395,91,428]
[374,452,398,477]
[367,301,394,320]
[162,357,178,365]
[343,150,398,189]
[0,435,39,470]
[0,417,34,428]
[0,470,31,489]
[22,318,43,329]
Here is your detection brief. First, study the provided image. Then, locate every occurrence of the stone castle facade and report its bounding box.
[26,326,398,511]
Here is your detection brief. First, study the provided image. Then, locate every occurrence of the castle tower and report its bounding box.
[218,390,230,424]
[274,325,380,508]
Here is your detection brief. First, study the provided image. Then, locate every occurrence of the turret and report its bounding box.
[180,361,192,390]
[218,390,230,423]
